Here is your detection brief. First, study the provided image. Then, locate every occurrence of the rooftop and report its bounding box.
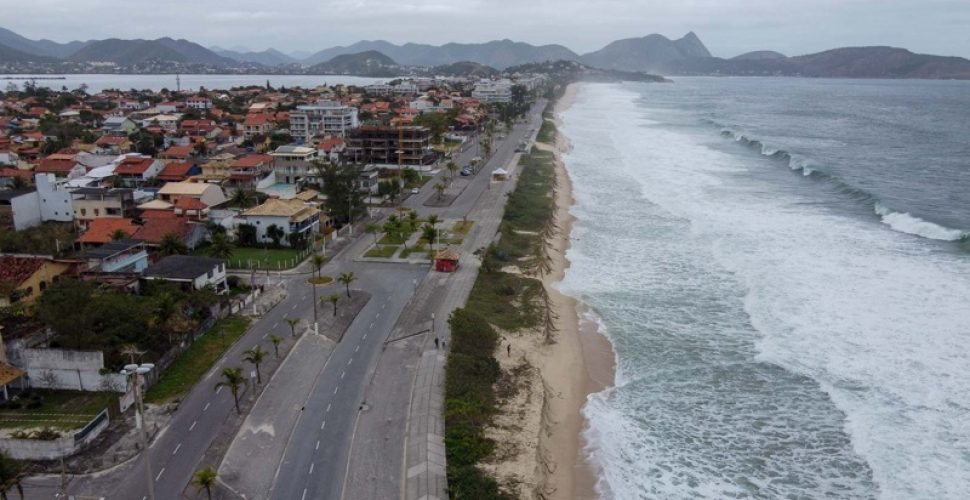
[144,255,223,281]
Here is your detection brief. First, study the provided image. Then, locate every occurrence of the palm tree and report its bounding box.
[433,182,445,201]
[208,231,234,260]
[422,223,438,252]
[215,367,248,414]
[229,188,257,209]
[446,160,459,180]
[338,272,356,298]
[426,214,441,229]
[310,253,325,326]
[110,228,129,241]
[269,334,283,358]
[326,294,340,316]
[0,450,24,500]
[407,210,419,232]
[243,345,267,384]
[311,253,326,280]
[158,232,188,256]
[284,318,299,338]
[192,466,218,500]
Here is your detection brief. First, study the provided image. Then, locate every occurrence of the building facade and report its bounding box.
[289,102,359,143]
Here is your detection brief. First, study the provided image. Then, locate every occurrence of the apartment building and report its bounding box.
[289,101,359,143]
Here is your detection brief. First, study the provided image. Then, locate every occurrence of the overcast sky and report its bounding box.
[8,0,970,58]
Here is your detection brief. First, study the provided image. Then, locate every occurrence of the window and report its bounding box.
[39,281,46,291]
[207,270,213,279]
[80,208,87,216]
[94,208,100,216]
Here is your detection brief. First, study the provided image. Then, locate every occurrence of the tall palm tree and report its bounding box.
[284,318,299,338]
[158,232,188,256]
[0,450,24,500]
[269,334,283,358]
[311,253,326,280]
[192,466,218,500]
[446,160,459,180]
[326,294,340,316]
[310,253,325,326]
[215,367,248,414]
[422,223,437,252]
[230,188,256,209]
[243,345,267,384]
[110,228,129,241]
[208,231,234,260]
[338,272,356,298]
[433,182,445,201]
[426,214,441,229]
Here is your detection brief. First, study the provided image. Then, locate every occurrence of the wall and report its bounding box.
[35,173,74,222]
[18,348,128,392]
[0,409,109,460]
[10,191,41,230]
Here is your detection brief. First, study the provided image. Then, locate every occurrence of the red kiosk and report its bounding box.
[434,249,460,272]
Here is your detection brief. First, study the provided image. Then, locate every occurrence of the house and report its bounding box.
[229,154,274,188]
[0,256,71,307]
[71,187,136,230]
[143,255,227,294]
[140,114,180,131]
[345,126,435,168]
[77,218,140,245]
[101,117,138,136]
[289,102,359,143]
[179,119,219,139]
[157,181,227,207]
[34,173,74,223]
[358,164,380,195]
[0,151,19,166]
[270,145,318,184]
[0,168,32,189]
[156,161,200,183]
[159,145,195,161]
[73,238,148,273]
[35,153,85,178]
[94,135,131,155]
[0,189,41,230]
[156,102,183,114]
[131,217,205,249]
[173,196,209,220]
[238,198,320,247]
[185,97,213,111]
[317,137,345,162]
[242,113,273,139]
[113,156,164,187]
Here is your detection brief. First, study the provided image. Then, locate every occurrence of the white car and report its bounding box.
[411,188,420,194]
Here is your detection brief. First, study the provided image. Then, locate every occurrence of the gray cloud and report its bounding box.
[7,0,969,58]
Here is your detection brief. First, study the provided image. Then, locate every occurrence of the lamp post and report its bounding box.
[121,363,156,500]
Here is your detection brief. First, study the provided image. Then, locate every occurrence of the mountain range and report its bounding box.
[2,26,970,80]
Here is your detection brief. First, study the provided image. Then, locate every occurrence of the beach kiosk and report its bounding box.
[491,167,509,182]
[434,249,460,273]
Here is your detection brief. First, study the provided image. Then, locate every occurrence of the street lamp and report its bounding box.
[121,363,156,500]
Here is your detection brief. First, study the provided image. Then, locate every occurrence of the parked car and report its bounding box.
[411,187,420,194]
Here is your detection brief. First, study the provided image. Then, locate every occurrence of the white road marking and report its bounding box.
[189,421,197,431]
[172,443,181,455]
[203,403,210,411]
[216,386,223,394]
[376,313,380,319]
[369,322,374,329]
[334,386,339,394]
[382,304,386,310]
[340,371,345,379]
[291,304,298,310]
[348,358,353,365]
[302,488,308,500]
[262,333,268,339]
[355,345,360,352]
[320,420,326,430]
[326,403,331,412]
[315,440,320,450]
[273,322,279,329]
[362,334,367,340]
[309,463,315,475]
[155,468,165,481]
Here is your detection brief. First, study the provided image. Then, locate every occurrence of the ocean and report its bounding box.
[557,79,970,499]
[0,74,389,93]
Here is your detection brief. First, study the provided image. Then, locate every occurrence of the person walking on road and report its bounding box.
[434,337,440,349]
[507,343,511,357]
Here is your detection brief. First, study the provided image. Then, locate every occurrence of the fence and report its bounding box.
[0,408,110,460]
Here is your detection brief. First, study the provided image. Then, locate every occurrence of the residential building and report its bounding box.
[35,153,85,178]
[157,181,227,207]
[101,117,138,136]
[0,151,19,166]
[131,218,205,249]
[0,168,32,189]
[113,155,164,187]
[289,101,359,143]
[242,113,273,139]
[77,218,139,245]
[228,154,274,188]
[0,189,40,230]
[0,256,70,307]
[156,162,200,183]
[143,255,228,294]
[34,173,73,223]
[93,135,130,155]
[185,97,213,111]
[471,79,513,103]
[270,145,318,184]
[358,164,380,195]
[345,126,436,168]
[71,187,136,230]
[74,239,148,273]
[238,198,320,247]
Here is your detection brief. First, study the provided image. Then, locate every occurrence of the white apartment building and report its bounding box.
[471,79,513,103]
[289,101,359,143]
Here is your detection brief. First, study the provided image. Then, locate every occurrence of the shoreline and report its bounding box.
[538,82,617,500]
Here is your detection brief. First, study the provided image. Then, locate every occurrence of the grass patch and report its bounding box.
[378,231,416,246]
[400,243,428,259]
[451,220,474,235]
[536,118,556,144]
[466,271,543,331]
[214,247,308,270]
[0,390,117,431]
[308,275,334,285]
[364,245,399,258]
[145,317,251,404]
[404,175,432,190]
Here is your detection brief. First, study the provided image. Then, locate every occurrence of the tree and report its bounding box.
[284,318,299,338]
[446,160,459,180]
[158,233,188,256]
[433,182,445,200]
[229,188,257,209]
[110,228,128,241]
[311,254,325,280]
[422,223,438,252]
[338,272,356,298]
[269,335,283,358]
[314,161,364,224]
[427,214,441,229]
[266,224,285,247]
[192,466,218,500]
[0,450,24,500]
[326,294,340,316]
[8,176,28,190]
[480,136,492,159]
[364,223,381,247]
[236,224,257,247]
[208,231,234,260]
[243,345,267,384]
[215,367,248,414]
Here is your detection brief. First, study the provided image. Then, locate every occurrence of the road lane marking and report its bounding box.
[292,304,298,310]
[309,463,314,475]
[203,403,210,411]
[382,304,386,310]
[326,403,331,412]
[376,313,380,319]
[216,386,223,394]
[172,443,181,455]
[320,420,326,430]
[189,420,197,431]
[334,386,339,394]
[362,334,367,340]
[273,322,279,329]
[302,488,308,500]
[340,371,345,379]
[348,358,353,365]
[315,440,320,450]
[155,468,165,481]
[355,345,359,352]
[262,333,268,339]
[369,322,374,329]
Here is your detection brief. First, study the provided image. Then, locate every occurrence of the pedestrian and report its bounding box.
[507,343,511,357]
[434,337,440,349]
[442,340,446,350]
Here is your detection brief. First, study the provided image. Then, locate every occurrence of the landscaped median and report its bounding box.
[145,317,252,404]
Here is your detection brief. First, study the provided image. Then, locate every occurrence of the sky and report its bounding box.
[8,0,970,58]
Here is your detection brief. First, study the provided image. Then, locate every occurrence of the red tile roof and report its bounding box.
[78,218,139,244]
[174,196,207,210]
[141,209,179,219]
[160,145,194,160]
[0,256,46,287]
[318,137,345,152]
[36,156,77,174]
[157,161,195,182]
[244,114,270,126]
[95,135,128,146]
[0,168,32,180]
[231,154,272,168]
[132,218,192,244]
[114,157,155,175]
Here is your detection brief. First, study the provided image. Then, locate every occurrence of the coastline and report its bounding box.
[538,82,617,500]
